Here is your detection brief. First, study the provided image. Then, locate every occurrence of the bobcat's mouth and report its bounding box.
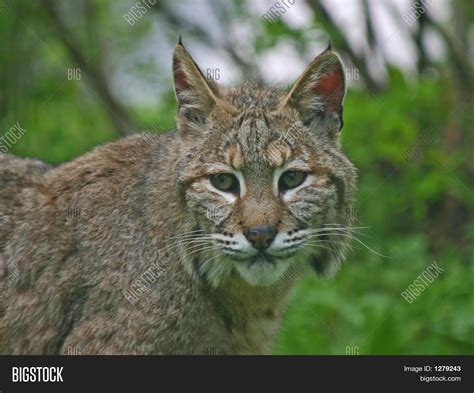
[248,252,276,265]
[228,248,298,263]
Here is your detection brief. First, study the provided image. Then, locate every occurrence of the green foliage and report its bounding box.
[274,236,473,354]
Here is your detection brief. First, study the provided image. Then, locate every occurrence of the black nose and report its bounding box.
[244,226,277,250]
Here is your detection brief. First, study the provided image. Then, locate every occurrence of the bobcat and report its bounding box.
[0,41,356,354]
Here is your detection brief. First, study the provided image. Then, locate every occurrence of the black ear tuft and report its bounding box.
[325,40,332,52]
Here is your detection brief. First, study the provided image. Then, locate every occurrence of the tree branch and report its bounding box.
[152,2,263,82]
[41,0,139,136]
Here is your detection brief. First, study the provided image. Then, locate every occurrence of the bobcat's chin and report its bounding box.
[232,254,293,287]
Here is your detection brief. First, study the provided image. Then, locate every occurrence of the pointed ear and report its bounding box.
[173,41,220,127]
[281,47,346,135]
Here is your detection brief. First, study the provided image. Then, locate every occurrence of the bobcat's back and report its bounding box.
[0,154,51,256]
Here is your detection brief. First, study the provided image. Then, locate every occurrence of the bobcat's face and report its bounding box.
[173,42,356,287]
[181,109,354,286]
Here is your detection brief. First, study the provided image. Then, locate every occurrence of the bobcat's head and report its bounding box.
[172,41,357,287]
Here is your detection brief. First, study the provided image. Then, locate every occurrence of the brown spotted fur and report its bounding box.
[0,42,356,354]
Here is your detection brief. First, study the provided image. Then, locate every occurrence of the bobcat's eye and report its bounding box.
[279,170,307,192]
[210,173,240,193]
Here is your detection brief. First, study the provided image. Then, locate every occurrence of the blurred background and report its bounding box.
[0,0,472,354]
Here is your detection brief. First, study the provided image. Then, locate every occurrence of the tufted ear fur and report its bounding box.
[281,45,346,136]
[172,39,220,129]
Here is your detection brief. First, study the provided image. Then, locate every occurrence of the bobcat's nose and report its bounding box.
[244,226,277,250]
